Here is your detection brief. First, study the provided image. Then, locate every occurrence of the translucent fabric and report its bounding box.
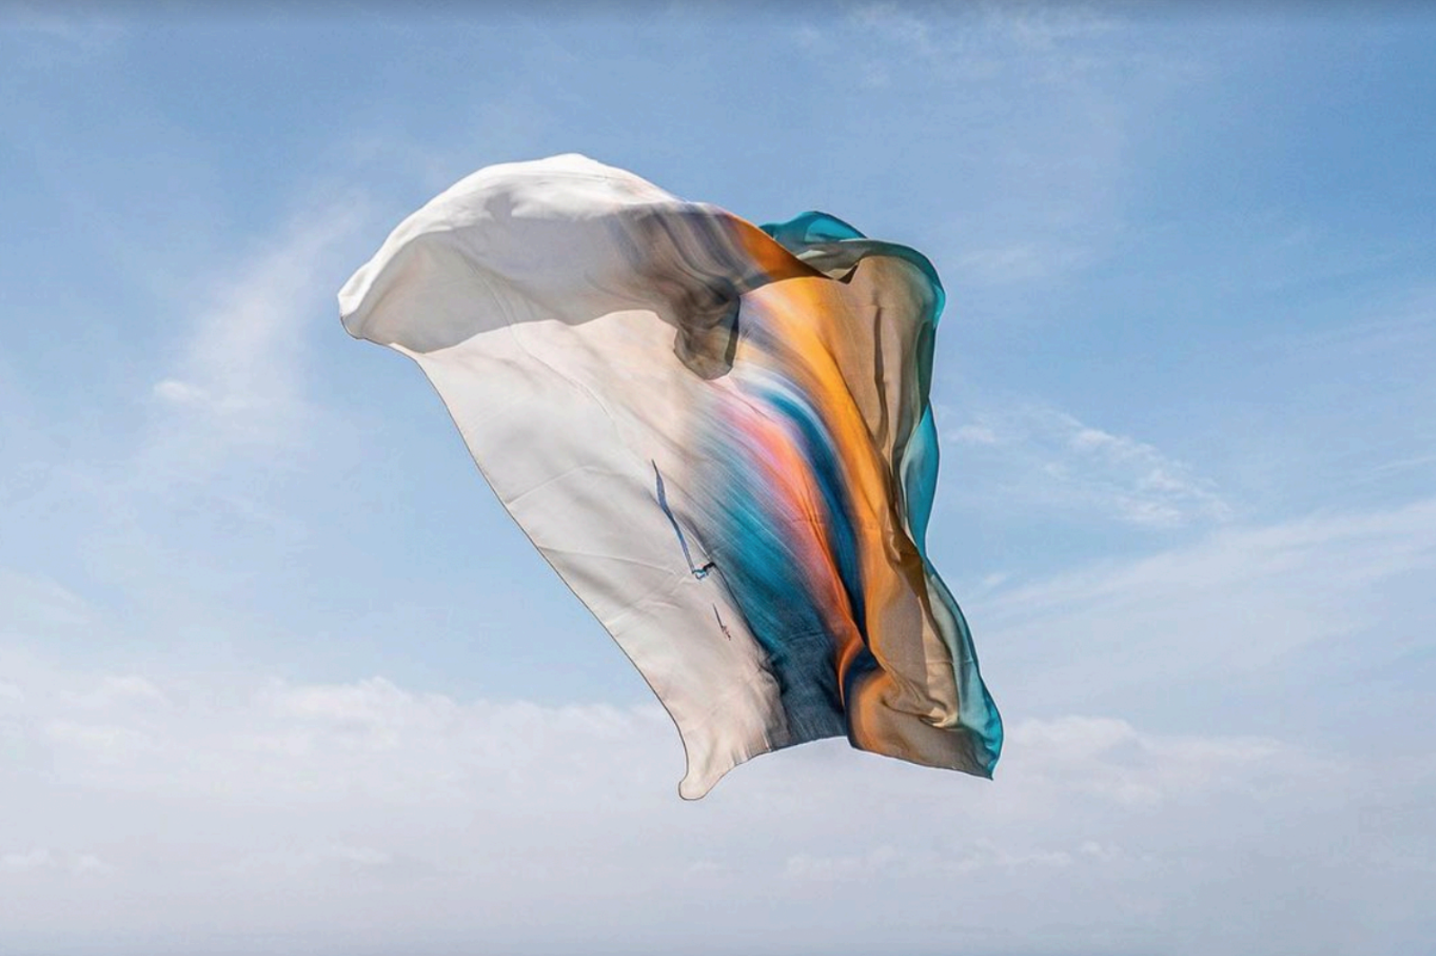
[340,155,1001,797]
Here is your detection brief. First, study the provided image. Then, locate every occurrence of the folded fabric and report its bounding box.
[339,154,1002,798]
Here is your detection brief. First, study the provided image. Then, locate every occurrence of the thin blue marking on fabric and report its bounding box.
[652,461,711,579]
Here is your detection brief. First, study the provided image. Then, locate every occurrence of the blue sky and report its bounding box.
[1,4,1433,954]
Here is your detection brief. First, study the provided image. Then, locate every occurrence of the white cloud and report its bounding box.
[229,843,395,877]
[0,848,116,878]
[62,675,169,711]
[0,849,53,873]
[151,378,210,406]
[946,402,1231,527]
[0,651,1428,955]
[45,719,158,764]
[1,485,1431,955]
[72,854,115,876]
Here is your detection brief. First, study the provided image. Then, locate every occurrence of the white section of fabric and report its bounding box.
[341,155,788,797]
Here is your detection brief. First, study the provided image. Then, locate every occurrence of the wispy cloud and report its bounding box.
[974,495,1436,726]
[0,570,92,634]
[824,2,1122,77]
[792,3,1164,299]
[2,5,125,60]
[146,198,370,477]
[0,188,375,634]
[946,402,1231,527]
[952,240,1100,286]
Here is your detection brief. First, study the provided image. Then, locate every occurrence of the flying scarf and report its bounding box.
[340,155,1001,797]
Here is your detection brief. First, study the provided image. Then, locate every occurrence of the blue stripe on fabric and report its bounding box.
[705,472,846,742]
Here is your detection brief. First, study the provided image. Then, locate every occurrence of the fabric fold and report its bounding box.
[340,154,1001,798]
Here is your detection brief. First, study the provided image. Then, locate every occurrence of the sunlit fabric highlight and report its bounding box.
[339,154,1002,797]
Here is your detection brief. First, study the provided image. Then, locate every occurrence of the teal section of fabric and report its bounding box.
[696,390,851,744]
[760,212,1003,774]
[762,210,866,246]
